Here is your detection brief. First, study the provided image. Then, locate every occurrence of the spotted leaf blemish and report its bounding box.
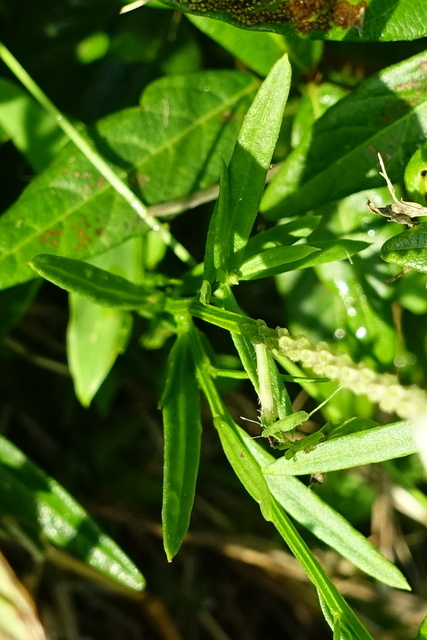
[179,0,367,34]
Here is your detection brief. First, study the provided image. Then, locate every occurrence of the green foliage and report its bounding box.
[1,2,427,637]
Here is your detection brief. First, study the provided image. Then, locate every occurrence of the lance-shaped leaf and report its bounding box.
[264,420,417,476]
[238,239,369,280]
[0,436,145,591]
[204,55,291,283]
[29,254,165,314]
[160,330,202,561]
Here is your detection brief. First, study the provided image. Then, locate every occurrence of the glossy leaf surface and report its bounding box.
[0,436,145,591]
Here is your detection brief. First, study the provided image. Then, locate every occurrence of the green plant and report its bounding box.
[0,1,427,637]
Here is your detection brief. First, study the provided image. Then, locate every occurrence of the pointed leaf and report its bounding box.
[238,245,319,280]
[29,254,165,314]
[264,421,417,475]
[204,55,291,281]
[161,331,202,560]
[0,436,145,591]
[245,438,409,590]
[239,240,369,280]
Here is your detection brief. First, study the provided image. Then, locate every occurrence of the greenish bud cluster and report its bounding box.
[251,321,427,421]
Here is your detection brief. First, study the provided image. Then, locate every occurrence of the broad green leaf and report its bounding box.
[188,15,287,76]
[188,15,322,74]
[161,0,427,42]
[380,225,427,273]
[29,254,165,314]
[0,436,145,591]
[204,55,291,283]
[291,83,348,148]
[238,239,369,280]
[67,238,144,407]
[0,552,47,640]
[246,436,409,590]
[0,77,66,172]
[0,71,257,290]
[262,51,427,218]
[264,420,417,476]
[161,330,202,560]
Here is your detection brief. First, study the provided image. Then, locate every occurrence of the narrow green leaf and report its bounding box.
[243,216,321,259]
[0,436,145,591]
[29,254,165,314]
[161,331,202,560]
[246,438,409,590]
[238,245,320,280]
[212,417,374,639]
[380,225,427,273]
[262,52,427,218]
[239,240,369,280]
[203,159,231,284]
[0,71,257,289]
[229,54,291,262]
[204,55,291,282]
[265,421,417,476]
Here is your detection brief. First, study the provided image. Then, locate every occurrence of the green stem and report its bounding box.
[0,41,195,267]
